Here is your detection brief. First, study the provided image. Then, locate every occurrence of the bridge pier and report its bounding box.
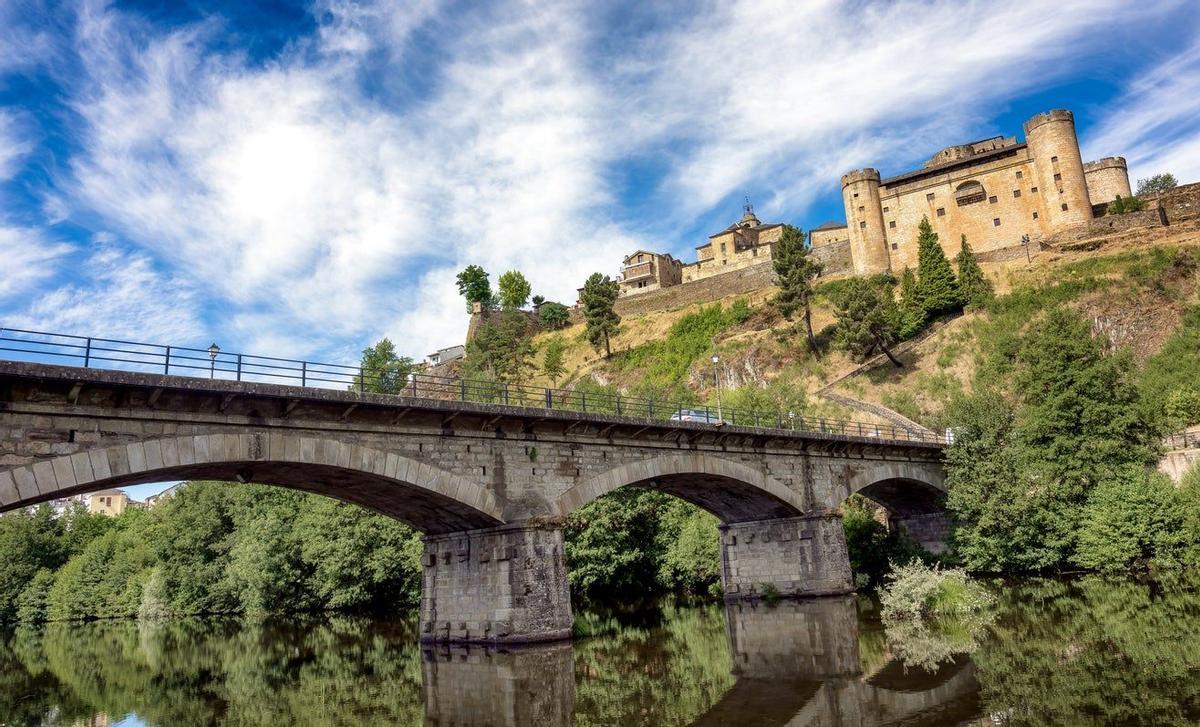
[420,522,572,644]
[719,514,853,600]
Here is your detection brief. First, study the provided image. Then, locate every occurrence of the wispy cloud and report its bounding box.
[0,225,71,304]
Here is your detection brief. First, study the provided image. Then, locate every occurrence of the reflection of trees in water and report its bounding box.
[572,600,735,726]
[884,610,992,673]
[974,574,1200,726]
[0,616,426,726]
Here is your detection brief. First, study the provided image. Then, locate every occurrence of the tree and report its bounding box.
[1136,173,1178,196]
[895,267,927,339]
[532,294,546,307]
[354,338,414,394]
[497,270,532,311]
[832,277,903,367]
[538,301,571,330]
[772,224,823,356]
[464,310,535,383]
[542,338,566,384]
[455,265,495,313]
[914,217,961,315]
[1108,195,1146,214]
[955,236,993,308]
[581,273,621,358]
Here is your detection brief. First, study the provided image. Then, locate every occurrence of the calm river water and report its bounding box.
[4,575,1200,726]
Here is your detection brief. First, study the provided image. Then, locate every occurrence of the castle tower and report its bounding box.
[841,168,890,275]
[1083,157,1132,205]
[1024,109,1092,229]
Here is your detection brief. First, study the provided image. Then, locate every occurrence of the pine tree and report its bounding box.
[896,267,926,339]
[581,273,621,358]
[772,225,823,356]
[955,235,993,308]
[914,217,961,315]
[542,338,566,385]
[832,278,902,367]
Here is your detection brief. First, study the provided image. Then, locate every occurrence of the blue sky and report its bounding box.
[2,0,1199,372]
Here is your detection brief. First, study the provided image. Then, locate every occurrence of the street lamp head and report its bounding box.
[207,343,220,361]
[711,354,719,364]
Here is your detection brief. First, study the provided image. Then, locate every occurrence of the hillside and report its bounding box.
[528,218,1200,430]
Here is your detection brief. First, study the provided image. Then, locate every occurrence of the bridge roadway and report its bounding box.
[0,360,947,644]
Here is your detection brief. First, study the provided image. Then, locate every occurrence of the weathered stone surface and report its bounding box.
[719,514,854,599]
[421,642,574,727]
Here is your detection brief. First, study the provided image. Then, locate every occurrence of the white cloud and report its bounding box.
[7,238,204,342]
[0,226,71,303]
[1082,39,1200,186]
[0,109,34,181]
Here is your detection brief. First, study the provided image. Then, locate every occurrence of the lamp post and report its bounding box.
[207,343,220,379]
[711,353,722,423]
[1022,233,1031,264]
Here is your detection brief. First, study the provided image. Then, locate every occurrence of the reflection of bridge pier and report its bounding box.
[422,642,575,727]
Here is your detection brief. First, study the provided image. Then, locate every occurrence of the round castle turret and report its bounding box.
[1023,109,1093,229]
[1083,156,1132,205]
[840,168,890,275]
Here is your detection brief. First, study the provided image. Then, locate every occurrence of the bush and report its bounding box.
[879,560,991,621]
[15,569,55,623]
[1072,469,1187,572]
[842,496,930,590]
[538,302,571,330]
[1108,195,1146,214]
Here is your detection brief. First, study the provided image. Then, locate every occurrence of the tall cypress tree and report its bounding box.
[914,217,961,315]
[772,225,823,356]
[581,273,621,358]
[896,267,926,339]
[955,235,993,307]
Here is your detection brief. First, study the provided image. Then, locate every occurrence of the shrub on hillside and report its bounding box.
[879,560,991,621]
[1108,195,1146,214]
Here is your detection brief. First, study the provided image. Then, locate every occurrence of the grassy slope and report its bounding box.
[530,222,1200,429]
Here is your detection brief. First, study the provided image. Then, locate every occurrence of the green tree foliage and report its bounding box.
[1136,172,1178,195]
[842,496,930,589]
[895,267,927,339]
[581,273,621,358]
[542,337,566,384]
[1141,305,1200,430]
[46,513,155,621]
[914,217,962,315]
[464,310,535,383]
[955,236,993,308]
[946,309,1161,572]
[1072,470,1188,572]
[610,301,749,396]
[656,504,721,598]
[538,301,571,330]
[832,277,903,367]
[772,224,823,355]
[455,264,495,312]
[0,505,66,623]
[15,568,56,623]
[497,270,532,310]
[1108,194,1146,214]
[353,338,414,393]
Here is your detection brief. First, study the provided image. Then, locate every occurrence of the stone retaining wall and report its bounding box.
[718,514,853,599]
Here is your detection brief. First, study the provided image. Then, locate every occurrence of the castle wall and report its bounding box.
[616,260,779,317]
[683,233,778,283]
[876,149,1051,271]
[810,226,848,249]
[1024,109,1092,229]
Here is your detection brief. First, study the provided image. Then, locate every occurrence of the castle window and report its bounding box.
[853,192,859,198]
[1053,173,1062,182]
[1013,189,1021,198]
[1061,203,1069,211]
[752,248,758,257]
[1031,186,1039,193]
[936,207,945,217]
[1033,211,1039,220]
[926,192,935,202]
[889,220,896,229]
[993,218,1001,227]
[891,243,898,250]
[1051,155,1058,163]
[858,205,864,213]
[1016,171,1023,179]
[860,221,866,228]
[955,181,986,206]
[883,206,889,212]
[989,195,998,204]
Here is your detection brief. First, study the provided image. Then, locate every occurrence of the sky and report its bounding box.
[1,0,1199,375]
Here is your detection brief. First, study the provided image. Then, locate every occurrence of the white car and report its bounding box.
[669,408,729,425]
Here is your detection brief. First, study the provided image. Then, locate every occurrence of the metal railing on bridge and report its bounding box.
[0,328,947,445]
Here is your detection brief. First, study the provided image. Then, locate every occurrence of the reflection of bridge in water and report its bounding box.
[422,597,980,726]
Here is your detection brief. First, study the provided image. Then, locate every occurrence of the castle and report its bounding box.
[820,109,1132,275]
[612,108,1133,296]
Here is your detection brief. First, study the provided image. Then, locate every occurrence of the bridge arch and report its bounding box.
[845,461,949,553]
[0,433,503,534]
[552,453,805,522]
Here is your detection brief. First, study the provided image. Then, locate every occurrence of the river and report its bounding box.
[3,574,1200,726]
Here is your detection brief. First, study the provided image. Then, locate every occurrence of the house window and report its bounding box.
[993,218,1001,227]
[1016,170,1023,179]
[1053,173,1062,182]
[926,192,935,202]
[988,195,998,204]
[936,207,945,217]
[889,220,896,229]
[1013,189,1021,198]
[1031,186,1039,193]
[1033,211,1039,220]
[1061,203,1069,211]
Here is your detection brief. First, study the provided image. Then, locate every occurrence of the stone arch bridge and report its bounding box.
[0,361,946,643]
